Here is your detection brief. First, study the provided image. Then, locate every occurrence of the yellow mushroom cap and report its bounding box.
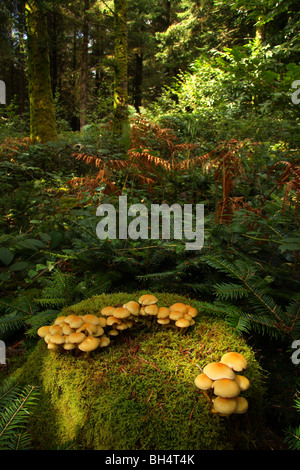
[37,326,51,338]
[116,322,128,331]
[78,336,100,352]
[97,317,107,328]
[113,307,131,319]
[145,304,158,315]
[108,329,119,336]
[77,322,98,335]
[100,306,116,316]
[49,334,66,345]
[94,326,105,337]
[194,373,213,391]
[47,342,59,351]
[81,314,100,325]
[63,342,76,350]
[54,316,67,325]
[99,336,111,347]
[69,316,84,329]
[64,314,77,324]
[212,378,240,398]
[44,333,53,344]
[213,397,238,415]
[175,318,190,328]
[186,306,198,318]
[68,332,86,344]
[62,324,75,335]
[157,318,170,325]
[157,307,170,318]
[235,375,250,391]
[169,311,184,321]
[106,315,122,326]
[138,294,158,305]
[234,396,249,414]
[123,301,140,316]
[220,352,247,372]
[203,362,235,381]
[169,303,188,314]
[49,325,63,335]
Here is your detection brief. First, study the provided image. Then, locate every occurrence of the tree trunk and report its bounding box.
[25,0,57,143]
[113,0,129,137]
[80,0,89,130]
[133,49,143,113]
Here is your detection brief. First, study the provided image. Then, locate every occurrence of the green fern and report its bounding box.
[0,377,39,450]
[201,254,300,339]
[285,393,300,450]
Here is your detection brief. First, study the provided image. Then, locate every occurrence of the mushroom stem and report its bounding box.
[203,391,211,402]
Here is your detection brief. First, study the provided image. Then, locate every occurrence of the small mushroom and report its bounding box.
[175,317,190,332]
[203,362,236,381]
[37,326,51,338]
[78,336,100,353]
[69,316,84,329]
[212,396,238,416]
[81,314,100,326]
[49,334,66,346]
[194,373,213,402]
[113,307,131,319]
[99,335,111,347]
[100,306,116,317]
[68,332,86,344]
[235,375,250,392]
[212,378,241,398]
[220,352,247,372]
[77,322,99,336]
[157,307,170,319]
[108,329,119,336]
[62,324,75,335]
[169,311,184,321]
[138,294,158,306]
[123,301,140,316]
[63,342,76,351]
[106,315,122,327]
[47,342,59,351]
[144,304,158,316]
[234,396,249,414]
[157,318,170,325]
[54,316,67,325]
[169,303,188,314]
[49,325,63,336]
[186,306,198,318]
[194,373,213,391]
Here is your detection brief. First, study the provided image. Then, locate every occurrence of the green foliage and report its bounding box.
[0,377,39,450]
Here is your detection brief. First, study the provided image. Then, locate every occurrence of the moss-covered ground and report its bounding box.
[14,292,266,450]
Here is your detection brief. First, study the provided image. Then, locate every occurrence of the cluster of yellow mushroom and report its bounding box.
[194,352,250,416]
[37,313,111,354]
[37,294,198,354]
[136,294,198,330]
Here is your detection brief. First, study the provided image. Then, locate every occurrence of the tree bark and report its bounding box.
[113,0,129,137]
[133,49,143,113]
[80,0,89,130]
[25,0,57,143]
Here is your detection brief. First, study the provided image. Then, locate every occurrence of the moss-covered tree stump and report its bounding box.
[17,292,265,450]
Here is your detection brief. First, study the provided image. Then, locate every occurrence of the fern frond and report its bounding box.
[25,309,59,338]
[0,381,39,450]
[0,311,27,335]
[285,425,300,450]
[214,282,249,300]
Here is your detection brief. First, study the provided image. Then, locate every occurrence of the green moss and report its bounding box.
[15,292,266,450]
